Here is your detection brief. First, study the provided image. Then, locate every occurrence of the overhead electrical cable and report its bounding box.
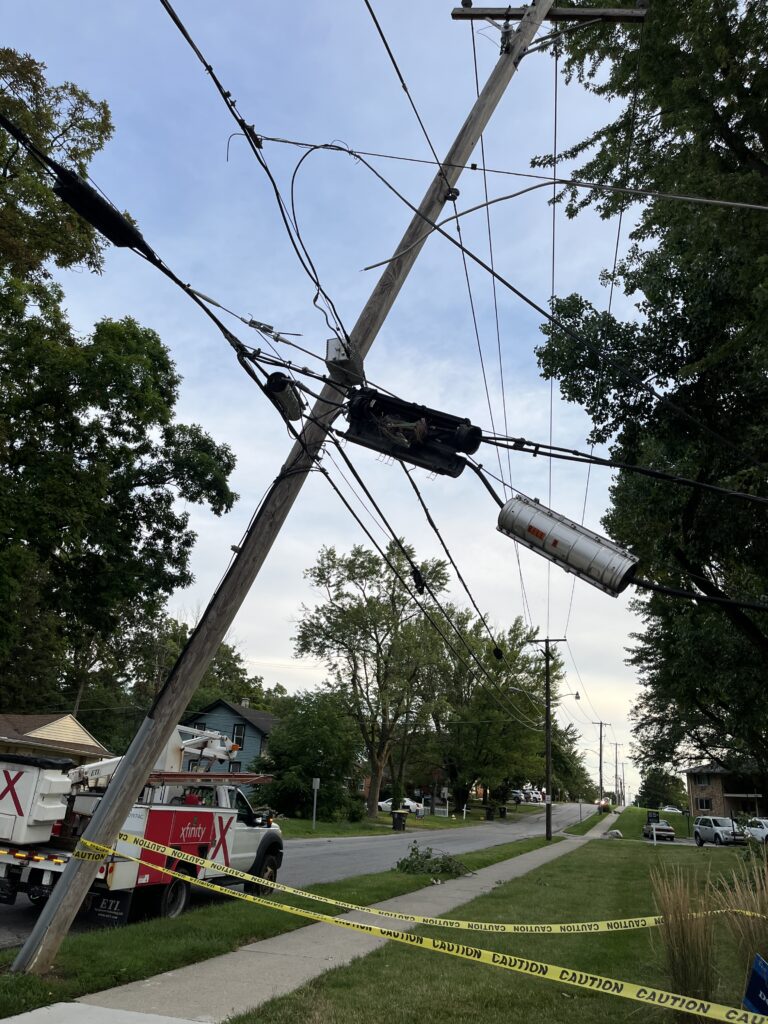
[480,434,768,507]
[253,133,768,215]
[157,0,351,349]
[400,464,544,718]
[564,18,646,639]
[339,147,766,473]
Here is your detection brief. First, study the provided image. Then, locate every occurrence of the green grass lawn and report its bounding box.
[227,840,746,1024]
[0,837,551,1019]
[613,806,693,842]
[563,809,601,835]
[279,804,542,839]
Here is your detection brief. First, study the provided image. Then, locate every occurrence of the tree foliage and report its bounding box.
[533,1,768,774]
[636,768,688,811]
[294,542,450,817]
[0,50,239,729]
[253,690,363,820]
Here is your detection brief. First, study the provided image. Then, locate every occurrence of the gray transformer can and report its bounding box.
[497,494,638,597]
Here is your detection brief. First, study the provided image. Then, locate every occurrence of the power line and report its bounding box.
[157,0,351,350]
[341,147,766,474]
[254,133,768,216]
[480,434,768,507]
[400,463,544,720]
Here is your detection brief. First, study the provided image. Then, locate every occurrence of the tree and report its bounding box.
[533,2,768,774]
[0,50,239,720]
[253,690,362,820]
[294,542,450,817]
[636,768,687,811]
[424,614,548,810]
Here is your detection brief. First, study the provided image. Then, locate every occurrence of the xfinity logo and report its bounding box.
[178,823,206,842]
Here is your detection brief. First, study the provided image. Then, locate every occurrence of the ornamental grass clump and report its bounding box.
[711,844,768,976]
[651,864,715,1016]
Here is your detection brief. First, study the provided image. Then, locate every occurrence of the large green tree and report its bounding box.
[0,50,238,721]
[294,542,450,817]
[534,1,768,776]
[253,690,362,820]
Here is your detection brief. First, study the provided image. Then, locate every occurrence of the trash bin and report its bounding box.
[391,810,408,832]
[498,805,507,819]
[484,806,495,821]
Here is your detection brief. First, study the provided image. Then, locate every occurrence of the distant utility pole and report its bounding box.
[525,637,564,842]
[592,722,609,801]
[13,0,558,976]
[612,742,620,805]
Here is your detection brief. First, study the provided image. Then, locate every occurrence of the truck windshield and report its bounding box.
[712,818,734,827]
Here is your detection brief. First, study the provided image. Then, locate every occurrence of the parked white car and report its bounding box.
[377,797,424,814]
[693,815,747,846]
[661,805,682,814]
[745,818,768,843]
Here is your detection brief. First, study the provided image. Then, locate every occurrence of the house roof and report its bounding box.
[0,714,111,759]
[183,699,276,736]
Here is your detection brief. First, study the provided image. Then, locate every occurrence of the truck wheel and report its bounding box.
[159,875,191,919]
[27,891,48,907]
[245,854,279,897]
[714,834,722,846]
[694,832,703,847]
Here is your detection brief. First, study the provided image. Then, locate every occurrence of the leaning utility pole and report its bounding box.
[612,742,620,806]
[13,0,557,975]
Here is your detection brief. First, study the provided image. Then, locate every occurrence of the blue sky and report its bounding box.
[5,2,648,797]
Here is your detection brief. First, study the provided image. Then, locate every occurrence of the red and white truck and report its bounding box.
[0,726,283,924]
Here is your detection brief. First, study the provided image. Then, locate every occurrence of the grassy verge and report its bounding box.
[0,837,551,1018]
[227,841,745,1024]
[563,810,601,836]
[613,806,693,842]
[279,805,542,839]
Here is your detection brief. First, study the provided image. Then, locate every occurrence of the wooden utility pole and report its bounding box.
[13,0,556,975]
[592,721,609,801]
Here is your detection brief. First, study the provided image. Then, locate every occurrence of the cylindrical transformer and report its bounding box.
[265,372,304,422]
[497,494,639,597]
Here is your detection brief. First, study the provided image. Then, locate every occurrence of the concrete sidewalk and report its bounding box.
[6,814,619,1024]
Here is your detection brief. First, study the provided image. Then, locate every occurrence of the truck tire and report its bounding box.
[694,832,704,847]
[158,874,192,918]
[245,853,279,896]
[714,834,723,846]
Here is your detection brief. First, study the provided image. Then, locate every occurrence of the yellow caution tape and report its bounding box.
[72,847,107,862]
[81,833,666,934]
[81,839,767,1024]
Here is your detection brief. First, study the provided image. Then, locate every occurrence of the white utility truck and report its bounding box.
[0,726,282,924]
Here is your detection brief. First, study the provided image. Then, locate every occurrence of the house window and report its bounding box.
[196,722,206,732]
[696,797,712,811]
[229,761,241,773]
[693,773,710,786]
[187,759,199,771]
[232,723,245,748]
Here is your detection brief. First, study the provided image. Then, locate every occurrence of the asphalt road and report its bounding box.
[279,801,583,886]
[0,802,584,949]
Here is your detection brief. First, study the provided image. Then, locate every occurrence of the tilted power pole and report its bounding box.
[13,0,556,974]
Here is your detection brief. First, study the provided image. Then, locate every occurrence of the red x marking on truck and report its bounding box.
[209,815,232,866]
[0,770,24,816]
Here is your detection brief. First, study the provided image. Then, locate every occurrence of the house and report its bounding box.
[685,763,766,818]
[181,699,275,773]
[0,713,111,765]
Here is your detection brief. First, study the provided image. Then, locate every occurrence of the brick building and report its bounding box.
[685,763,765,818]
